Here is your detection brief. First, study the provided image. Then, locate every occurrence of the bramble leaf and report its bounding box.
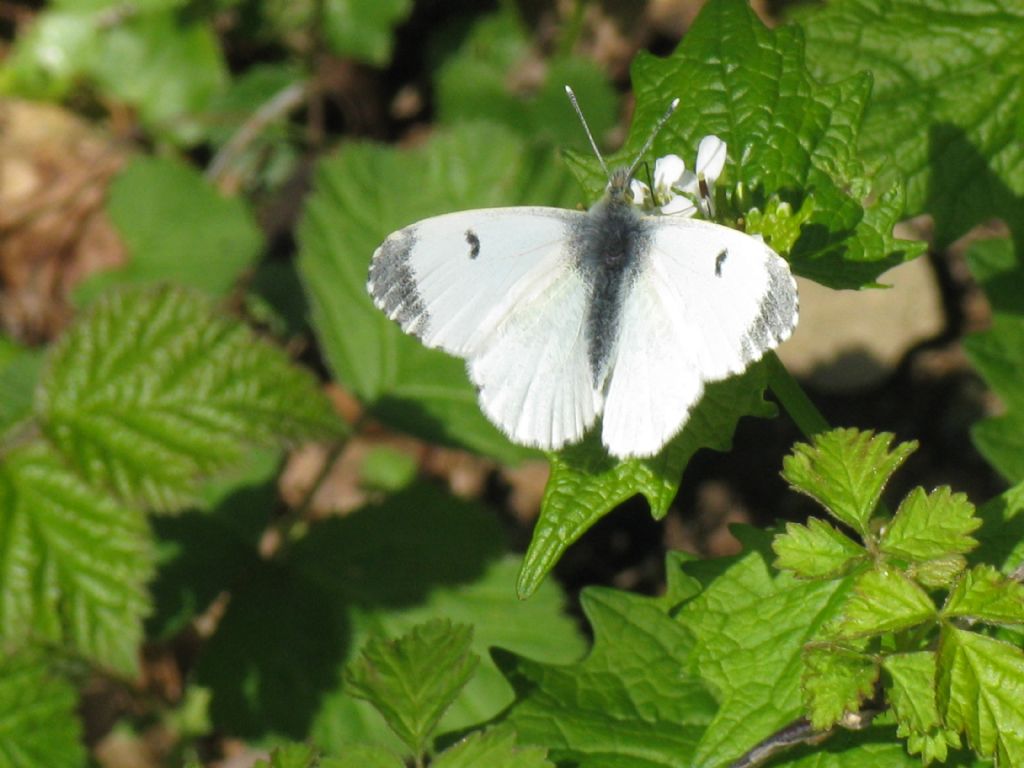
[883,652,960,764]
[802,646,878,731]
[433,727,554,768]
[76,156,262,301]
[0,444,152,674]
[345,620,479,756]
[782,429,916,536]
[0,338,42,435]
[937,627,1024,764]
[0,652,85,768]
[36,285,343,510]
[833,569,936,639]
[773,517,866,580]
[942,564,1024,626]
[327,744,404,768]
[881,486,981,563]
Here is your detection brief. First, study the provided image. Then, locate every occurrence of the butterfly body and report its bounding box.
[368,169,797,459]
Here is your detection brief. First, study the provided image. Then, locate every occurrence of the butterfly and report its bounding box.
[367,88,798,459]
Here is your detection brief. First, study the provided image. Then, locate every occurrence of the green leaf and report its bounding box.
[677,542,849,766]
[801,646,878,731]
[782,429,917,536]
[974,481,1024,575]
[798,0,1024,246]
[881,486,981,563]
[0,652,85,768]
[883,652,960,764]
[75,157,263,302]
[1,7,228,144]
[325,744,404,768]
[346,620,480,756]
[773,517,867,580]
[297,122,576,463]
[937,626,1024,764]
[832,569,936,639]
[195,484,586,747]
[433,727,554,768]
[323,0,412,65]
[942,564,1024,626]
[435,10,616,151]
[36,285,343,510]
[0,444,152,674]
[518,359,776,597]
[907,555,968,591]
[625,0,922,289]
[494,585,715,767]
[0,338,42,435]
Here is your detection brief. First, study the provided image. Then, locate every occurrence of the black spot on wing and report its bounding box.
[465,229,481,259]
[367,228,430,335]
[715,249,727,277]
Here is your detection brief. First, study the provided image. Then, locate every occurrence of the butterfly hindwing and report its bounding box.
[601,217,798,458]
[368,207,599,451]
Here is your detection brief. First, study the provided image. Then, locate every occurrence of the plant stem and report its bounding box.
[765,352,829,439]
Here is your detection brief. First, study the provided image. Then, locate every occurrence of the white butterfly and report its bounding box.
[367,88,798,459]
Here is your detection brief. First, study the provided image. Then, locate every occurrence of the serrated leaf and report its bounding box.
[943,564,1024,626]
[773,517,867,580]
[518,359,776,597]
[36,286,343,511]
[0,444,152,674]
[623,0,922,289]
[782,429,916,536]
[881,486,981,563]
[76,156,263,302]
[799,0,1024,246]
[937,626,1024,764]
[833,569,936,639]
[435,10,616,151]
[195,483,585,748]
[494,585,715,767]
[433,727,553,768]
[907,555,968,590]
[883,652,961,764]
[677,542,849,766]
[801,646,878,731]
[974,480,1024,575]
[346,620,480,756]
[297,122,576,464]
[0,652,85,768]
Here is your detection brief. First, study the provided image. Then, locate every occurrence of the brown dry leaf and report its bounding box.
[0,99,129,341]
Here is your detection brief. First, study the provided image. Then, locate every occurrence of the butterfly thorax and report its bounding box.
[571,173,652,391]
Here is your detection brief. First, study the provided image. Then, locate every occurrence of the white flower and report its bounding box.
[629,178,652,207]
[651,154,697,217]
[679,135,727,217]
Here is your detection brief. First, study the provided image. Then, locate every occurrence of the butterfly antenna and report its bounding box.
[625,97,680,179]
[565,85,611,181]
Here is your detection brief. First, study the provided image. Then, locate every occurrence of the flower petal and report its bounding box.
[695,135,727,181]
[629,179,652,207]
[660,195,697,216]
[654,154,686,191]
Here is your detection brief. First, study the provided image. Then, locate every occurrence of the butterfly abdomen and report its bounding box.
[572,194,652,390]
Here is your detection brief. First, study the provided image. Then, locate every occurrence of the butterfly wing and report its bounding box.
[368,207,600,451]
[601,217,798,458]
